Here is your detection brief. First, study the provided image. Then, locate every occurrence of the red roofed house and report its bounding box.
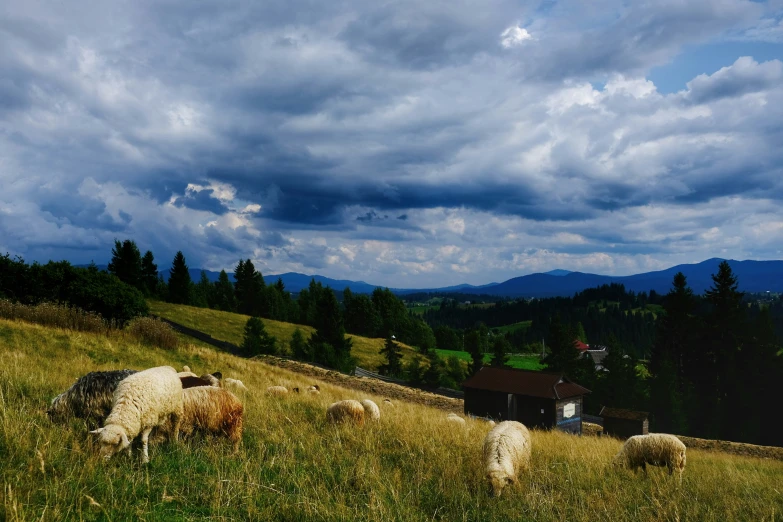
[574,339,590,351]
[462,367,591,434]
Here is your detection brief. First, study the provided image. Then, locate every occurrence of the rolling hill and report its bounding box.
[2,316,782,521]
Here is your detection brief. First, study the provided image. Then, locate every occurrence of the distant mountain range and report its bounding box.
[81,258,783,297]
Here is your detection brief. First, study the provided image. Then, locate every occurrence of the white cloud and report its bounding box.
[500,25,533,48]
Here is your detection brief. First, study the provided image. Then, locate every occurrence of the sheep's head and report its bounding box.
[486,471,514,497]
[89,425,130,460]
[46,394,67,423]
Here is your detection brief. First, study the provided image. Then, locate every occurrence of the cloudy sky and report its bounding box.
[1,0,783,287]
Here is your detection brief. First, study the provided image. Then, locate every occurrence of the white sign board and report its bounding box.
[563,403,575,418]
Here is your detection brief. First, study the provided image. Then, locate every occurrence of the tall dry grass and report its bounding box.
[0,299,111,334]
[0,300,179,351]
[1,317,782,521]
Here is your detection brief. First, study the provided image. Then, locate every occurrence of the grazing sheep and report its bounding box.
[360,399,381,421]
[614,433,687,483]
[383,399,393,407]
[292,387,301,393]
[180,375,214,389]
[483,421,532,497]
[182,366,191,373]
[155,387,244,452]
[446,413,466,425]
[47,369,138,427]
[90,366,183,464]
[306,384,321,394]
[487,420,496,427]
[178,371,198,378]
[199,373,221,387]
[267,385,288,396]
[224,378,248,392]
[326,400,365,426]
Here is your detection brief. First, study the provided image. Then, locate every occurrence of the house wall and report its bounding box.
[555,397,583,434]
[463,388,510,420]
[603,417,647,439]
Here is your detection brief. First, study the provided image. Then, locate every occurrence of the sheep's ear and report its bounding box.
[120,432,130,448]
[89,428,104,435]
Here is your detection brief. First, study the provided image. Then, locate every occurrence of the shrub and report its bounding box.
[125,316,179,350]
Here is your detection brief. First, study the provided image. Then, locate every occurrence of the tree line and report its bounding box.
[539,262,783,446]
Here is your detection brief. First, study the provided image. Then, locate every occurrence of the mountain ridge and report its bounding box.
[78,258,783,297]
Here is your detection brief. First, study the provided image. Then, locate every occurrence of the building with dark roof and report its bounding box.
[462,367,591,434]
[599,407,649,439]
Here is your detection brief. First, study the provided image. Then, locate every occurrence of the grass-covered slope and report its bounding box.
[148,301,419,371]
[435,349,544,371]
[2,318,783,521]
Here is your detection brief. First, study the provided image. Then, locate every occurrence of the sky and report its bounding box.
[1,0,783,288]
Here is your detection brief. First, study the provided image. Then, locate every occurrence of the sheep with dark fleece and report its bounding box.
[47,369,138,427]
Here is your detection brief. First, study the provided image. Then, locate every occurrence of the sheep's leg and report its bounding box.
[141,427,152,464]
[641,462,647,476]
[170,412,181,443]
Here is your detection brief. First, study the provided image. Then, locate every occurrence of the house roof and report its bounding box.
[586,350,609,366]
[574,340,590,351]
[599,407,649,421]
[462,367,591,400]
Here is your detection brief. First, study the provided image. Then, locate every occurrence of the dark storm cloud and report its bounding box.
[173,188,231,215]
[1,0,783,286]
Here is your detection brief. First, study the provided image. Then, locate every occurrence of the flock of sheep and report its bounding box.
[47,364,687,496]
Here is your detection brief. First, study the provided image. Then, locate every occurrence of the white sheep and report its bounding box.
[307,385,321,394]
[182,365,192,373]
[90,366,183,464]
[178,371,198,378]
[267,385,288,396]
[382,399,393,407]
[360,399,381,422]
[224,378,248,392]
[613,433,687,483]
[483,421,532,497]
[446,413,466,425]
[326,400,365,426]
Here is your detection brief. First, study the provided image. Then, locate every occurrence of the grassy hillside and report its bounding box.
[2,318,783,521]
[148,301,420,371]
[435,349,544,371]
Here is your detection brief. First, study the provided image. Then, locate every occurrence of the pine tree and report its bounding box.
[233,259,267,317]
[443,355,467,389]
[490,335,511,367]
[242,317,277,356]
[405,355,425,385]
[192,271,212,308]
[140,250,158,297]
[378,335,403,377]
[167,251,192,305]
[543,316,578,374]
[108,239,142,291]
[307,287,354,373]
[213,270,236,312]
[465,330,484,375]
[423,350,443,387]
[650,272,694,434]
[290,328,309,361]
[703,260,746,440]
[575,321,587,343]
